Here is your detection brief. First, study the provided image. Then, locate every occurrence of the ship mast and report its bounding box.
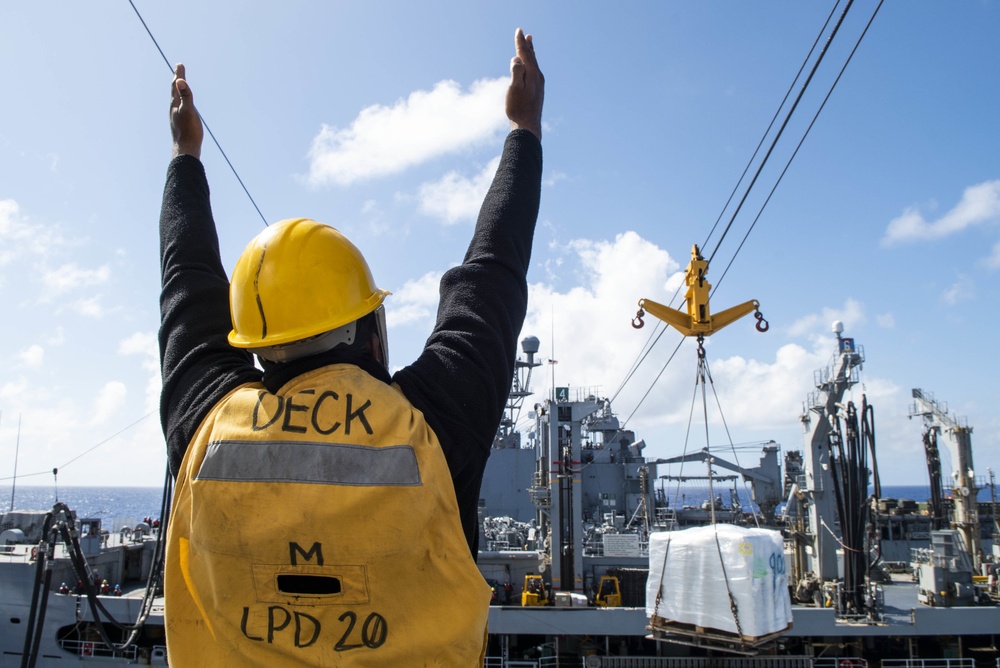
[796,321,865,583]
[909,388,982,569]
[494,336,542,450]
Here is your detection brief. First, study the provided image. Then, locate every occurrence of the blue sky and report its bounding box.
[1,1,998,492]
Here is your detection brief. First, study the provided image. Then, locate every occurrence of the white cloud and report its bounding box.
[985,242,1000,270]
[119,332,157,358]
[90,381,127,426]
[0,332,164,487]
[942,275,974,305]
[0,375,30,401]
[508,233,900,470]
[46,327,66,346]
[543,170,567,189]
[520,231,679,403]
[0,198,22,237]
[418,156,500,225]
[41,262,110,297]
[307,77,509,186]
[18,344,44,368]
[882,179,1000,245]
[0,200,68,267]
[119,331,162,414]
[0,392,165,487]
[0,199,32,268]
[875,312,895,328]
[787,299,865,338]
[66,295,108,318]
[387,271,444,328]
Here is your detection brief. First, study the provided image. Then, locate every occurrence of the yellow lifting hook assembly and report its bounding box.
[632,244,768,339]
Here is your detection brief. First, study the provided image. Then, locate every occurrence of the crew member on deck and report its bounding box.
[157,28,543,666]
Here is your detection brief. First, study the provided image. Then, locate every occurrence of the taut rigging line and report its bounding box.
[665,339,763,528]
[0,411,157,486]
[127,0,270,228]
[612,0,852,404]
[611,0,884,422]
[699,0,843,267]
[708,0,886,293]
[703,0,861,272]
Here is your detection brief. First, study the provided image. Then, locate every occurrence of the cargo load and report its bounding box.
[646,524,792,642]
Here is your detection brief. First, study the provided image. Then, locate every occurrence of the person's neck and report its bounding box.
[261,350,391,393]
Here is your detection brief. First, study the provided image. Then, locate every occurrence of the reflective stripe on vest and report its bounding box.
[165,364,490,666]
[196,440,421,486]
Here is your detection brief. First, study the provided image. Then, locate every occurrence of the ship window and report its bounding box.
[277,575,341,595]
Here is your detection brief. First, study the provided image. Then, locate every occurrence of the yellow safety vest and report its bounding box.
[165,364,491,666]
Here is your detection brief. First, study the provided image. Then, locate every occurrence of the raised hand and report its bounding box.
[170,63,204,159]
[505,28,544,140]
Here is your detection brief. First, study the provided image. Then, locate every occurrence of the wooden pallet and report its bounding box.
[648,616,792,655]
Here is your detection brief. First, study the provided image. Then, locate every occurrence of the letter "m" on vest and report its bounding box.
[289,542,324,566]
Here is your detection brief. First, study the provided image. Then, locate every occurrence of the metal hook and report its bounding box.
[632,308,645,329]
[754,310,769,333]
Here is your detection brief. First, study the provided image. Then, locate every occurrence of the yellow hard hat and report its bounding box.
[228,218,389,352]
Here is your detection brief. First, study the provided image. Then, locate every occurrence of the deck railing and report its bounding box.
[487,656,825,668]
[58,638,139,660]
[483,657,990,668]
[882,660,976,668]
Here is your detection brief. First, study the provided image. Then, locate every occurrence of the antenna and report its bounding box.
[10,414,21,513]
[549,306,558,400]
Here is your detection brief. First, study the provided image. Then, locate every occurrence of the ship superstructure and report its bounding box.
[476,328,1000,665]
[4,330,1000,666]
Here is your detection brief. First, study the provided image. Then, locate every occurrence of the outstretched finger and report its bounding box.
[172,64,193,106]
[171,64,184,106]
[514,28,538,70]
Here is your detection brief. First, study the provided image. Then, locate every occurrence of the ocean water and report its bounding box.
[0,485,166,532]
[2,483,993,528]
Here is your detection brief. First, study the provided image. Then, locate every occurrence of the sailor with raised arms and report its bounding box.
[157,28,544,666]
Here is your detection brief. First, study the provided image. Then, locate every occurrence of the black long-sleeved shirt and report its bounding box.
[158,129,542,555]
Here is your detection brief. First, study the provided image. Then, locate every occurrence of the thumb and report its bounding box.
[510,56,525,86]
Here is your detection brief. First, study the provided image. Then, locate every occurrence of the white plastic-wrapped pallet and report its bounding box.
[646,524,793,639]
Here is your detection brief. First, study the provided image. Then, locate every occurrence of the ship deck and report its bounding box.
[487,575,1000,640]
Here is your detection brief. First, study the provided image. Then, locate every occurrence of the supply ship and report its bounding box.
[0,505,168,665]
[2,326,999,666]
[475,325,1000,665]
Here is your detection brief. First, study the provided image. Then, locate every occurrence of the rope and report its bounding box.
[712,522,746,648]
[127,0,269,228]
[704,357,764,527]
[650,533,672,626]
[667,356,706,510]
[700,0,842,254]
[704,0,857,270]
[0,412,157,484]
[619,335,687,432]
[613,0,886,431]
[819,517,863,554]
[709,0,886,293]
